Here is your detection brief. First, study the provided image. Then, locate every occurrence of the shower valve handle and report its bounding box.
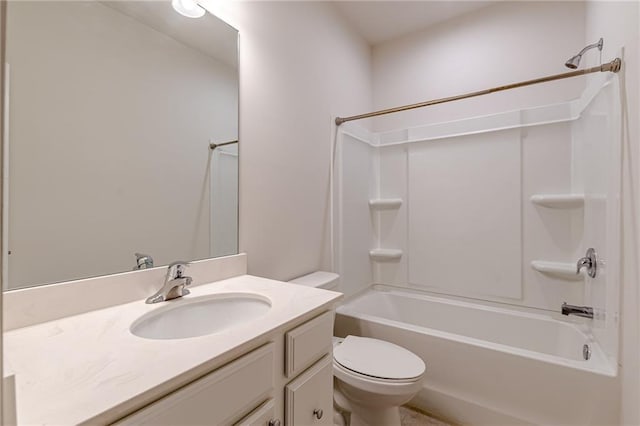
[576,248,597,278]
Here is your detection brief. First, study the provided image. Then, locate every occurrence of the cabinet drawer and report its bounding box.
[115,343,274,426]
[285,311,334,378]
[285,355,333,426]
[235,399,276,426]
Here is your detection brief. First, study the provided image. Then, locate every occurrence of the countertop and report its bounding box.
[3,275,342,425]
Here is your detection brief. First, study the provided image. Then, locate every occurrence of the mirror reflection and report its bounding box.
[4,1,239,290]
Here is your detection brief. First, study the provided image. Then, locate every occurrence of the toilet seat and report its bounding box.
[333,336,426,380]
[333,358,424,396]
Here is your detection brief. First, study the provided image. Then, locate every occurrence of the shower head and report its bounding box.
[565,38,603,69]
[564,55,582,69]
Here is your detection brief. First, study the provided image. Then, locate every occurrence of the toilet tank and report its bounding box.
[289,271,339,291]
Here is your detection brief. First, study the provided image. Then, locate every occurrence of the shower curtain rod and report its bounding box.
[209,140,238,150]
[335,58,622,126]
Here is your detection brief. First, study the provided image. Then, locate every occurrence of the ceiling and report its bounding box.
[332,1,497,45]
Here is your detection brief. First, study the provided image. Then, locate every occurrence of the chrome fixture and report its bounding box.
[583,344,591,361]
[335,57,621,126]
[565,38,603,69]
[171,0,205,18]
[133,253,154,270]
[561,302,594,319]
[146,261,192,304]
[576,247,597,278]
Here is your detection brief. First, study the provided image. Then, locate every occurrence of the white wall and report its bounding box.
[201,1,373,281]
[6,2,238,288]
[582,1,640,424]
[371,1,586,132]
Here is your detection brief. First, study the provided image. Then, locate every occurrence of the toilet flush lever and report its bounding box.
[576,248,597,278]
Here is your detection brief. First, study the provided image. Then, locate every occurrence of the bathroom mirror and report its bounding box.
[3,1,239,290]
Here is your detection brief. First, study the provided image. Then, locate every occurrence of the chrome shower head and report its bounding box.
[565,55,582,69]
[565,38,603,69]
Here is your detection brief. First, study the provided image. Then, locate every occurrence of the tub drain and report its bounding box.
[583,344,591,360]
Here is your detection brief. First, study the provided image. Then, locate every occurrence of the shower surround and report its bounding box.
[333,74,621,424]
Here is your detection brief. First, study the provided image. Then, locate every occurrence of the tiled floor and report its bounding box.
[399,406,451,426]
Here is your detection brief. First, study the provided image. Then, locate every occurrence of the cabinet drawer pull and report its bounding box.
[313,409,323,420]
[268,420,281,426]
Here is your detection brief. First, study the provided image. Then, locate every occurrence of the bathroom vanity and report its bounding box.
[116,308,336,426]
[3,262,342,425]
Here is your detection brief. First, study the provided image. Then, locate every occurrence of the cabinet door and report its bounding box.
[285,356,333,426]
[115,343,274,426]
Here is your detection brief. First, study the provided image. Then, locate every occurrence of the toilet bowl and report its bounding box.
[289,272,426,426]
[332,336,425,426]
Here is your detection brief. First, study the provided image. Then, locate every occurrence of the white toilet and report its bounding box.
[289,272,426,426]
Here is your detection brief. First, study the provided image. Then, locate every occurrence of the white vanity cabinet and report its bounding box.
[114,344,275,426]
[113,310,335,426]
[283,311,334,426]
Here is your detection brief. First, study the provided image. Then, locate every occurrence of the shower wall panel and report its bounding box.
[211,146,239,257]
[375,145,408,286]
[520,122,584,310]
[371,121,585,311]
[338,133,377,297]
[407,129,522,299]
[571,77,621,369]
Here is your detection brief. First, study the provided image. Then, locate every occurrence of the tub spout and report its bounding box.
[561,302,594,319]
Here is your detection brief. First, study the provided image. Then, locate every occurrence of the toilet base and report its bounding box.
[349,405,401,426]
[334,380,406,426]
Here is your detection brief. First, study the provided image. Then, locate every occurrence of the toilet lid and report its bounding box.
[333,336,425,380]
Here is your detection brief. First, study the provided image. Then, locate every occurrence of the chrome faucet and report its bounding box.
[561,302,594,319]
[134,253,154,270]
[146,261,192,304]
[576,248,597,278]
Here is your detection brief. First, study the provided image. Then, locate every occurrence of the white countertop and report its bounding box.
[4,275,342,425]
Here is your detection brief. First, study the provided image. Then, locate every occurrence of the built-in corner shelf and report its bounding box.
[531,261,584,281]
[369,249,403,261]
[530,194,584,209]
[369,198,403,210]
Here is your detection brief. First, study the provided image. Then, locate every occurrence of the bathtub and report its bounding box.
[334,286,619,425]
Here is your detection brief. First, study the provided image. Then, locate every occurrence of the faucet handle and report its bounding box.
[576,257,590,274]
[134,253,154,270]
[167,261,190,279]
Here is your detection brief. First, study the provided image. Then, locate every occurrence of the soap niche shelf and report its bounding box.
[369,249,403,261]
[530,194,584,209]
[531,260,584,281]
[369,198,403,210]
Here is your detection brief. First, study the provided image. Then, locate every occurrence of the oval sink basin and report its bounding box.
[130,293,271,340]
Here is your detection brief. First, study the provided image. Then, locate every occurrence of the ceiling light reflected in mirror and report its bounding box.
[171,0,205,18]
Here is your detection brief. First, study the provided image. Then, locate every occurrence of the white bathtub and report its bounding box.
[334,287,619,425]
